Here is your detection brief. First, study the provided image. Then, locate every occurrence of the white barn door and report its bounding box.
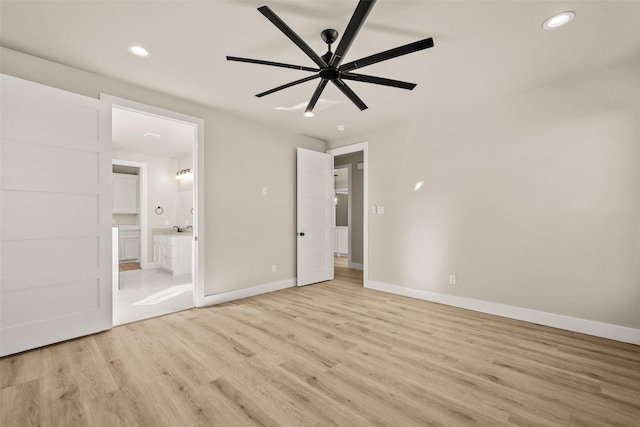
[0,75,112,356]
[297,148,333,286]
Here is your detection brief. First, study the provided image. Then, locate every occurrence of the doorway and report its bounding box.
[103,95,204,324]
[328,142,368,287]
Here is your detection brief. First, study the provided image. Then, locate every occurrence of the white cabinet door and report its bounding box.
[296,148,333,286]
[112,173,138,214]
[119,230,140,261]
[0,74,112,356]
[120,238,140,261]
[153,242,162,265]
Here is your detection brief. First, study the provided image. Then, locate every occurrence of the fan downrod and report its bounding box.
[320,29,340,72]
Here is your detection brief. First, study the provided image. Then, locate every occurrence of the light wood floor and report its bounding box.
[2,266,639,426]
[119,262,141,272]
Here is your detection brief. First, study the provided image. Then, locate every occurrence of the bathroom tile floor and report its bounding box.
[114,268,194,325]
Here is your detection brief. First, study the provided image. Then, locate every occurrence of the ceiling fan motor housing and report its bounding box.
[319,67,340,80]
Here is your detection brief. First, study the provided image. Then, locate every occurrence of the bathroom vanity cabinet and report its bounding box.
[154,233,192,275]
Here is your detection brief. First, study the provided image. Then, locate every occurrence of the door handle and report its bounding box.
[298,232,305,236]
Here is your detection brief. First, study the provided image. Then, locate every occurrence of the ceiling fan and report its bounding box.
[226,0,434,115]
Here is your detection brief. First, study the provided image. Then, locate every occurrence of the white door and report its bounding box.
[0,74,112,356]
[297,148,334,286]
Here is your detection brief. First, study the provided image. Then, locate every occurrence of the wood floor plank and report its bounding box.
[2,264,639,426]
[1,379,40,427]
[82,389,138,427]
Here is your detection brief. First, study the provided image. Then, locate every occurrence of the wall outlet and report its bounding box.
[377,206,385,214]
[272,264,277,273]
[185,220,190,226]
[164,220,170,226]
[263,187,268,196]
[449,275,457,285]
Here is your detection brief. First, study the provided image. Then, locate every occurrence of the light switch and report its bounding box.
[377,206,385,214]
[262,187,268,196]
[372,205,377,214]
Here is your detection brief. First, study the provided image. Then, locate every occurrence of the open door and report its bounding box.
[296,148,333,286]
[0,75,112,356]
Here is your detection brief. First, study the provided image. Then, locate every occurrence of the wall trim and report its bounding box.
[366,281,640,345]
[348,262,364,270]
[200,279,295,307]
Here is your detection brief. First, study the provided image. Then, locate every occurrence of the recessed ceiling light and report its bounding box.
[144,132,161,138]
[337,125,346,132]
[303,111,314,118]
[542,11,575,30]
[128,45,150,57]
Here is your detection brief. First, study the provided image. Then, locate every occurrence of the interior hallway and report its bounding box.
[334,255,362,286]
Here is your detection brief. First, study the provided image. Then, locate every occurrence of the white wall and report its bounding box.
[1,47,325,298]
[205,113,322,294]
[329,57,640,331]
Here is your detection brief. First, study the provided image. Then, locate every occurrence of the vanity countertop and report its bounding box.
[117,225,141,231]
[153,227,193,236]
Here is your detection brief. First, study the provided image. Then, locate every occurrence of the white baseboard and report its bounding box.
[198,279,295,308]
[366,281,640,345]
[348,262,364,270]
[141,262,158,269]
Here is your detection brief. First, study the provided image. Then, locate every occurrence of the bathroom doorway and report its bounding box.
[105,96,203,325]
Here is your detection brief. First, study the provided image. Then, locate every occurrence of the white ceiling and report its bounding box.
[2,1,639,141]
[112,107,194,158]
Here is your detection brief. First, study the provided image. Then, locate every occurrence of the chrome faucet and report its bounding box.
[173,225,183,232]
[185,225,193,230]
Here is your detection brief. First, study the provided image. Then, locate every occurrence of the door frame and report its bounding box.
[326,142,369,286]
[100,94,206,307]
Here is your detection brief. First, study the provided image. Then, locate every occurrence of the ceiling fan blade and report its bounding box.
[258,6,328,68]
[256,75,321,98]
[341,72,416,90]
[339,37,434,72]
[305,79,329,114]
[331,79,368,111]
[227,56,319,73]
[329,0,377,68]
